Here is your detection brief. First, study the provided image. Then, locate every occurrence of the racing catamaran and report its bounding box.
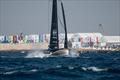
[48,0,69,55]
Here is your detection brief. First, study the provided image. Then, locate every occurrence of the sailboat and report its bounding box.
[47,0,69,56]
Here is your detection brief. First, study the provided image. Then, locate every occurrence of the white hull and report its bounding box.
[43,48,79,57]
[52,49,69,56]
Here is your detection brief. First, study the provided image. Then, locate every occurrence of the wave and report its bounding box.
[56,65,62,68]
[0,56,7,58]
[2,71,18,75]
[68,66,74,70]
[56,65,76,70]
[28,69,38,73]
[81,66,108,72]
[81,57,91,59]
[55,66,108,72]
[1,69,38,75]
[113,57,120,61]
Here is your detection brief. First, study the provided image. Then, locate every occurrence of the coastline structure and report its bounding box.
[0,33,120,52]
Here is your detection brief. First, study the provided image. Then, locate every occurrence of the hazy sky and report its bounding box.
[0,0,120,36]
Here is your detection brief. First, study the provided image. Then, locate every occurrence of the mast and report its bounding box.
[49,0,59,51]
[61,1,68,49]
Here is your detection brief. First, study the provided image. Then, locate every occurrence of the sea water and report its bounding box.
[0,51,120,80]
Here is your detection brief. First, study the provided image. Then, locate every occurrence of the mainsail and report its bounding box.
[49,0,68,52]
[49,0,59,51]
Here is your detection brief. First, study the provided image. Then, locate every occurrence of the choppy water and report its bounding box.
[0,51,120,80]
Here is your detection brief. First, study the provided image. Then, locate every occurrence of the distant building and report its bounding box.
[68,33,103,48]
[0,33,120,49]
[104,36,120,48]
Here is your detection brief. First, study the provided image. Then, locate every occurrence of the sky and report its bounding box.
[0,0,120,36]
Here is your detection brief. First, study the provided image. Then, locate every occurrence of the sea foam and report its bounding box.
[81,66,108,72]
[67,49,79,57]
[3,71,18,75]
[25,51,50,58]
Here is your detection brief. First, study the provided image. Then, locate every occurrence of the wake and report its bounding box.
[25,49,80,58]
[25,51,51,58]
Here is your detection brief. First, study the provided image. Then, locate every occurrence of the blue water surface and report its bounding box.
[0,51,120,80]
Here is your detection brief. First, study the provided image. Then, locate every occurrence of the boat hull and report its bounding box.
[52,49,69,56]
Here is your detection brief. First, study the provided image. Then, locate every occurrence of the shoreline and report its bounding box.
[0,43,48,51]
[75,48,120,53]
[0,43,119,53]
